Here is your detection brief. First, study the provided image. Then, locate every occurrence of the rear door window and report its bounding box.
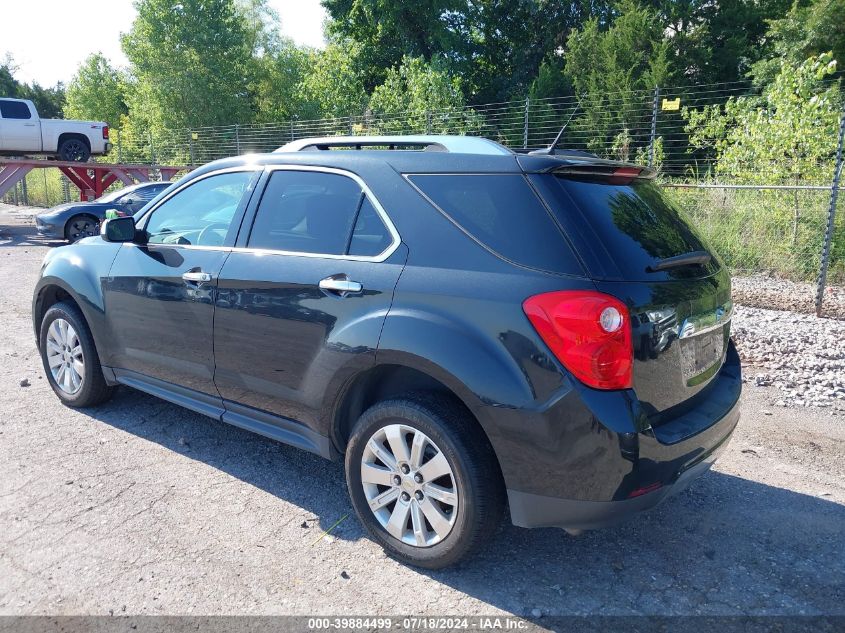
[248,170,394,258]
[0,100,32,119]
[407,174,583,275]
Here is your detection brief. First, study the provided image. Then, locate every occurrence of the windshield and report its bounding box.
[96,186,136,204]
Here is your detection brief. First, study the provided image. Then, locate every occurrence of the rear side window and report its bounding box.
[407,174,583,275]
[542,176,714,281]
[0,100,32,119]
[248,170,393,258]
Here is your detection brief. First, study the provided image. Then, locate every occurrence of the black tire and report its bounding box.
[345,393,505,569]
[39,301,114,408]
[64,214,100,243]
[58,138,91,162]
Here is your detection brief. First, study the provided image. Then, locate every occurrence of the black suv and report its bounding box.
[33,135,741,568]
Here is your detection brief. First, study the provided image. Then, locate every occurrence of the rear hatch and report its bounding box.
[528,163,733,419]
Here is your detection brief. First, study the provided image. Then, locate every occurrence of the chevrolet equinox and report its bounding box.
[33,135,741,568]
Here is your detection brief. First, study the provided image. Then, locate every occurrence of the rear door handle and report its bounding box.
[182,271,214,283]
[319,276,363,296]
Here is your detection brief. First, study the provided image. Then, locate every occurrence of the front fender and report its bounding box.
[33,240,122,363]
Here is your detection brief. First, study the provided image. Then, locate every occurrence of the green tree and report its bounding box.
[253,41,321,122]
[0,54,66,118]
[322,0,604,103]
[121,0,255,130]
[684,52,842,184]
[64,53,127,127]
[751,0,845,84]
[300,40,368,118]
[368,56,480,133]
[563,0,672,154]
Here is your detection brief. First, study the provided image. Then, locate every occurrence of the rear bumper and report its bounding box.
[508,395,738,529]
[502,341,742,530]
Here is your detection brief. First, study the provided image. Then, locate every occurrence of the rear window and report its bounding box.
[407,174,583,275]
[539,176,716,281]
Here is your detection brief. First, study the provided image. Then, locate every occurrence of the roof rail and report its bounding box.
[275,135,513,156]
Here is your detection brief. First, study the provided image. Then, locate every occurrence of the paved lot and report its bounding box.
[1,209,843,618]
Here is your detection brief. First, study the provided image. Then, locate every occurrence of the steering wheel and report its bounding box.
[197,222,229,246]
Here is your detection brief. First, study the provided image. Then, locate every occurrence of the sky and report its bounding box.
[0,0,328,87]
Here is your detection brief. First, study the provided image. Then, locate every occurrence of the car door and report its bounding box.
[212,166,406,433]
[0,100,41,151]
[102,168,260,408]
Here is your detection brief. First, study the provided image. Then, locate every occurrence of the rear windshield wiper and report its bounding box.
[647,250,712,272]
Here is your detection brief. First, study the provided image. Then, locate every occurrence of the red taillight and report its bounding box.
[102,126,110,140]
[523,290,633,390]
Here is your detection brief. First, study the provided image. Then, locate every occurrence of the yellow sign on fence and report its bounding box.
[662,98,681,111]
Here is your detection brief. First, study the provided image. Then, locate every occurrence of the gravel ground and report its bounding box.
[1,209,843,619]
[734,307,845,410]
[732,274,845,319]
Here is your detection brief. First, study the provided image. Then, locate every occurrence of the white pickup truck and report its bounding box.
[0,98,111,162]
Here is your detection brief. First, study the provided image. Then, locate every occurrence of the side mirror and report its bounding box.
[101,216,136,243]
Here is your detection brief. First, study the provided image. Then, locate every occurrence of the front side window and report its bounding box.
[0,100,32,119]
[144,171,253,247]
[248,170,392,257]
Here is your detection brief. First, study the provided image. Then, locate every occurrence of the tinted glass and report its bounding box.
[408,174,583,275]
[547,177,713,281]
[349,198,391,257]
[248,170,364,255]
[0,100,32,119]
[144,171,252,247]
[137,184,169,201]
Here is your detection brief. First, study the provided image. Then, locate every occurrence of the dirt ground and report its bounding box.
[1,208,843,618]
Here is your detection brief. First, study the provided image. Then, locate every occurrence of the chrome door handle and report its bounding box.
[182,271,214,283]
[319,277,363,295]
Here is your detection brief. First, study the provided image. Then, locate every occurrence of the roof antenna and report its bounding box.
[530,105,579,155]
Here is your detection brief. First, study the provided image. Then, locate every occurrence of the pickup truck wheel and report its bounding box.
[39,301,114,408]
[345,393,505,569]
[65,215,99,243]
[58,138,91,162]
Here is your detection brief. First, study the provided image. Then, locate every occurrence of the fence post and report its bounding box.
[648,86,660,167]
[189,132,196,166]
[21,175,28,206]
[117,133,123,164]
[235,124,241,155]
[815,104,845,317]
[523,98,530,148]
[148,131,156,164]
[426,111,432,134]
[289,119,295,142]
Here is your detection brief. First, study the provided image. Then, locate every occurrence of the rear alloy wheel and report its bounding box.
[65,215,99,243]
[361,424,459,546]
[345,394,505,568]
[58,138,91,162]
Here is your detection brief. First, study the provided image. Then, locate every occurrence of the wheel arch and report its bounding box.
[57,132,92,152]
[63,213,100,241]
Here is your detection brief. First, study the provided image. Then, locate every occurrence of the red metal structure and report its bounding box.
[0,159,188,202]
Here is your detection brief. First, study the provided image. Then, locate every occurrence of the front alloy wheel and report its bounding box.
[45,318,84,394]
[65,216,99,242]
[361,424,458,546]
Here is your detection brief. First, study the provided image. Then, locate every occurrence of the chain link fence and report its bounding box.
[3,80,844,313]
